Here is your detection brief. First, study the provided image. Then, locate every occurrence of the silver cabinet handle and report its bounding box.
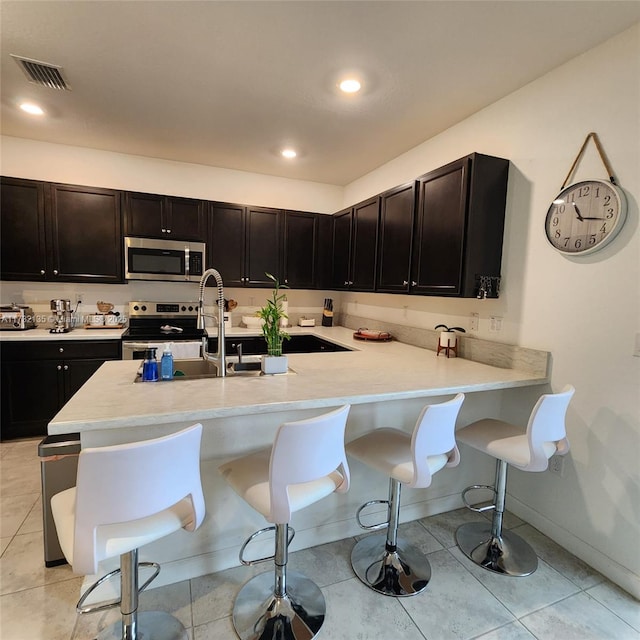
[161,228,167,233]
[403,280,408,286]
[411,281,417,286]
[57,365,62,371]
[167,229,171,233]
[40,269,45,275]
[63,364,69,371]
[344,281,349,286]
[53,269,58,275]
[59,347,64,353]
[349,281,354,285]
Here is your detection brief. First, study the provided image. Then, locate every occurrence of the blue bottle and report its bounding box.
[142,348,158,382]
[161,343,174,380]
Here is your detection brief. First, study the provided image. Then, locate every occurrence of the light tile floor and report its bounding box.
[1,437,639,640]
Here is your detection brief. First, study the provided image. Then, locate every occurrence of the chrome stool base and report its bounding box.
[351,533,431,597]
[455,522,538,577]
[97,611,188,640]
[233,570,325,640]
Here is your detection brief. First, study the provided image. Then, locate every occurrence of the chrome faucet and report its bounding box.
[197,268,226,377]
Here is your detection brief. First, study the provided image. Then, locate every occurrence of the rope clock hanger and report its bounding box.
[544,132,627,255]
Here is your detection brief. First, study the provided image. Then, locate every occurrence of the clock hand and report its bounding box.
[581,217,606,220]
[572,203,584,221]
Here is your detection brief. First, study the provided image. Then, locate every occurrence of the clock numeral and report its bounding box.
[594,186,601,198]
[563,236,570,247]
[554,229,561,239]
[574,238,582,250]
[588,235,596,246]
[556,204,566,214]
[602,194,611,205]
[578,185,590,198]
[552,216,560,227]
[600,223,607,234]
[605,208,614,219]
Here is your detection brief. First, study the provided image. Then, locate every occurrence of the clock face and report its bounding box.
[545,180,627,255]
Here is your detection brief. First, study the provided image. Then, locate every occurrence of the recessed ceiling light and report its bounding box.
[339,79,361,93]
[281,149,297,159]
[19,102,44,116]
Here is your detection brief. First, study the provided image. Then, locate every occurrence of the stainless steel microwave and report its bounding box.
[124,237,205,282]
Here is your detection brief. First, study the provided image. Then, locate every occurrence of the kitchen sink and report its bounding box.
[134,357,294,382]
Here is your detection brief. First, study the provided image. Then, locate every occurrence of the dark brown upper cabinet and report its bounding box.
[1,177,47,281]
[208,203,282,287]
[0,178,123,283]
[376,182,416,293]
[412,153,508,297]
[124,191,205,241]
[332,197,379,291]
[283,211,318,289]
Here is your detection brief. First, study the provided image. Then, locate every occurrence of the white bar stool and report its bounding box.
[346,393,464,596]
[51,423,205,640]
[455,385,575,576]
[218,405,351,640]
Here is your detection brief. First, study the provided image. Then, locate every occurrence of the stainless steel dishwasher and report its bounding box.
[38,434,80,567]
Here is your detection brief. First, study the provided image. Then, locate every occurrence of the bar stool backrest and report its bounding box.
[269,405,351,523]
[410,393,464,488]
[526,384,575,471]
[73,423,205,574]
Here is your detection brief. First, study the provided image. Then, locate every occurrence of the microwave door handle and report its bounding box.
[185,246,190,281]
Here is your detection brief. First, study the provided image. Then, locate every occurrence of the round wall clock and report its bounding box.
[545,180,627,255]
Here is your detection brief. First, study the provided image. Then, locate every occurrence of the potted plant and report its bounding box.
[258,273,290,373]
[435,324,466,357]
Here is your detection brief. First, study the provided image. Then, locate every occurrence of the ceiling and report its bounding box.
[1,1,639,186]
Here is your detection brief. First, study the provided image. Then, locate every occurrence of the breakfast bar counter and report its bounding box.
[47,326,550,593]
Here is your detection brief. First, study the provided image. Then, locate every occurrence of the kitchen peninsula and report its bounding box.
[48,326,550,592]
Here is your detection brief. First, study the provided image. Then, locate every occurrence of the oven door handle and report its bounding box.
[123,341,158,350]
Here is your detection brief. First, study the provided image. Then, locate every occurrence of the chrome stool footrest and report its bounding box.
[76,561,160,614]
[239,525,296,566]
[356,499,390,531]
[461,484,496,513]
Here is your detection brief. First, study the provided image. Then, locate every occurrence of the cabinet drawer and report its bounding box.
[1,340,121,361]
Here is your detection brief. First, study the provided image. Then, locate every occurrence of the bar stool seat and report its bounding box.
[219,405,351,640]
[346,393,464,597]
[455,385,575,577]
[51,424,205,640]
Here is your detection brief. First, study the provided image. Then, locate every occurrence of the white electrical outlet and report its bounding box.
[489,316,503,332]
[470,312,479,331]
[75,293,83,304]
[549,455,565,477]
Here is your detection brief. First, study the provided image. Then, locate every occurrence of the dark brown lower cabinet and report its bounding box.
[0,340,121,440]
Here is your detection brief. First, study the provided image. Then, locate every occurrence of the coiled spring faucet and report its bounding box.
[197,268,226,377]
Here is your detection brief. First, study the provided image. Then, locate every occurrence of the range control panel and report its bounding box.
[128,301,199,317]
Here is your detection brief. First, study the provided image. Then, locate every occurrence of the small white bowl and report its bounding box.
[242,315,265,328]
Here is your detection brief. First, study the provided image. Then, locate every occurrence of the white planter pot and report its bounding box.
[261,355,288,375]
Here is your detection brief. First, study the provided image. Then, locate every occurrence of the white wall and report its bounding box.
[1,24,638,596]
[0,136,343,213]
[342,24,640,597]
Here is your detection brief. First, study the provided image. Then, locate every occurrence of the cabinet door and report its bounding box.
[246,207,282,287]
[166,197,205,241]
[0,359,61,439]
[48,184,123,283]
[377,182,415,293]
[63,359,105,403]
[332,209,352,289]
[283,211,317,289]
[0,177,47,281]
[412,159,467,295]
[124,192,165,238]
[351,197,379,291]
[208,203,246,286]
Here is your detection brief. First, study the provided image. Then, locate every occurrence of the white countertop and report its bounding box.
[48,326,548,435]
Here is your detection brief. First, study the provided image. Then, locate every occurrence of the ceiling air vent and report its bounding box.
[11,55,70,90]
